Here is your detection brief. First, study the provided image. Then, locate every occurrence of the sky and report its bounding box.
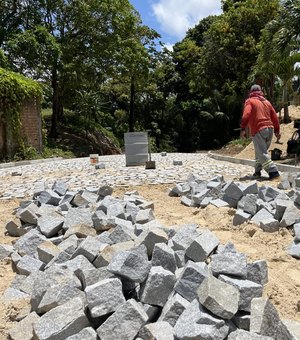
[129,0,222,49]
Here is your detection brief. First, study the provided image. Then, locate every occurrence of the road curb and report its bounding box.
[208,151,300,173]
[0,157,63,169]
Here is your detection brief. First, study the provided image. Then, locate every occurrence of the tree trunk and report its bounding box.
[129,78,135,132]
[283,85,290,124]
[50,67,60,138]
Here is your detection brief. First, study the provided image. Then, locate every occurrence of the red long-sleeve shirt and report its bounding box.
[241,93,280,136]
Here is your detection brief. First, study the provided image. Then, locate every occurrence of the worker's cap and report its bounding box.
[250,84,262,92]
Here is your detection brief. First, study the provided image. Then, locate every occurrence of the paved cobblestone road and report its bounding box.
[0,153,253,199]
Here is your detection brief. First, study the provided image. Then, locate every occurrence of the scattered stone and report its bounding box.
[96,299,148,340]
[197,275,240,319]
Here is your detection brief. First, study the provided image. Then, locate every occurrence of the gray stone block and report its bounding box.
[280,205,300,227]
[33,181,48,198]
[294,222,300,242]
[80,267,116,289]
[186,230,219,262]
[174,299,229,340]
[71,235,104,262]
[151,243,176,273]
[200,196,213,207]
[139,266,176,307]
[37,283,85,314]
[287,241,300,259]
[174,261,209,302]
[210,198,229,208]
[138,321,174,340]
[57,234,79,255]
[247,260,268,285]
[0,244,14,260]
[278,179,291,190]
[274,199,293,221]
[16,255,45,275]
[181,195,196,207]
[174,250,188,268]
[197,275,240,319]
[135,228,168,256]
[38,189,61,206]
[2,287,30,301]
[8,311,40,340]
[237,194,257,215]
[65,327,98,340]
[240,181,258,195]
[109,224,136,244]
[125,202,140,223]
[85,278,125,317]
[107,202,126,219]
[251,208,274,226]
[135,208,155,224]
[97,299,148,340]
[44,250,72,269]
[282,319,300,340]
[250,297,281,338]
[63,223,96,239]
[192,188,210,205]
[37,211,64,237]
[59,191,76,205]
[33,297,89,340]
[30,267,81,311]
[232,311,250,331]
[260,217,280,233]
[228,329,273,339]
[71,193,90,207]
[63,207,93,231]
[171,224,200,251]
[5,219,22,237]
[92,210,112,231]
[219,274,263,311]
[107,244,151,283]
[158,293,190,326]
[97,185,113,198]
[221,194,238,208]
[16,203,39,224]
[233,209,252,226]
[142,303,160,322]
[52,181,68,196]
[211,252,248,278]
[93,241,134,268]
[37,241,61,264]
[223,181,243,201]
[216,241,237,254]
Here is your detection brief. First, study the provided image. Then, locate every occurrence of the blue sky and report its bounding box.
[129,0,222,48]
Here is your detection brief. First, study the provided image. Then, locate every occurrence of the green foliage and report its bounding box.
[228,137,251,147]
[0,68,42,143]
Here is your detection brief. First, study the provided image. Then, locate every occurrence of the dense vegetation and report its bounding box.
[1,0,300,157]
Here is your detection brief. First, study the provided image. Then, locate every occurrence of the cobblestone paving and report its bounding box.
[0,153,253,200]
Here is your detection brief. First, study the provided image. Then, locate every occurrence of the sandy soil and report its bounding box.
[0,107,300,339]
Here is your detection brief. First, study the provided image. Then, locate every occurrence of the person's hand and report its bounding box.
[275,132,281,141]
[240,129,246,139]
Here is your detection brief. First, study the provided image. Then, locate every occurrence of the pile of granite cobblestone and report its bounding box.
[0,177,299,339]
[169,172,300,259]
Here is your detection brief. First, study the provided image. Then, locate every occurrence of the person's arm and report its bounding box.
[240,100,251,137]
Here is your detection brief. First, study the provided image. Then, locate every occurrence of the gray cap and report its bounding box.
[250,84,262,92]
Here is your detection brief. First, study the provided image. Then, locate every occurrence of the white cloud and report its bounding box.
[152,0,222,40]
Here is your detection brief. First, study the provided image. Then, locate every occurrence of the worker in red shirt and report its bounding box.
[240,84,281,180]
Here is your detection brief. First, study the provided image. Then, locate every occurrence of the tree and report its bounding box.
[253,1,300,123]
[2,0,158,138]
